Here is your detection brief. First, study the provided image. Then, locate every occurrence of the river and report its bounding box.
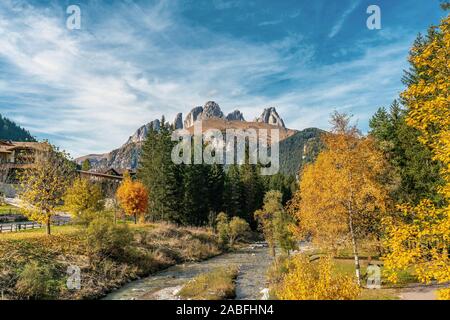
[104,244,273,300]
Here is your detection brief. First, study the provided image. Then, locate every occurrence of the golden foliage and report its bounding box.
[383,15,450,299]
[64,177,103,223]
[116,175,148,223]
[402,15,450,197]
[18,143,75,234]
[382,200,450,284]
[289,113,389,251]
[274,255,360,300]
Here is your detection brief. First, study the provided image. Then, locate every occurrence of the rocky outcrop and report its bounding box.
[184,106,203,128]
[226,110,245,121]
[255,107,286,128]
[201,101,224,120]
[76,102,302,173]
[184,101,225,128]
[126,119,160,145]
[173,113,183,129]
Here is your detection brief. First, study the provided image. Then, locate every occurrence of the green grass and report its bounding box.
[0,221,222,300]
[0,204,21,215]
[178,266,239,300]
[0,224,82,240]
[333,258,418,300]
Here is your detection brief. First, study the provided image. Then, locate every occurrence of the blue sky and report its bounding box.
[0,0,447,157]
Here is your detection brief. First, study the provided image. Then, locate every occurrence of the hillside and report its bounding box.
[0,114,35,142]
[279,128,324,176]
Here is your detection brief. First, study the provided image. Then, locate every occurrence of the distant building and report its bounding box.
[0,140,47,177]
[0,140,48,195]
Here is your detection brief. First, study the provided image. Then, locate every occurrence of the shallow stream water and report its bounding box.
[104,245,273,300]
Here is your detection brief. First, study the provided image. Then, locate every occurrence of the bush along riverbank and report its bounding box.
[0,220,222,300]
[178,266,239,300]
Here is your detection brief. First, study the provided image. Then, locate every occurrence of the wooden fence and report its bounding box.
[0,220,69,233]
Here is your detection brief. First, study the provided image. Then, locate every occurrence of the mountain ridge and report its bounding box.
[75,101,323,176]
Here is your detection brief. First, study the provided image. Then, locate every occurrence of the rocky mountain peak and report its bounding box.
[201,101,224,120]
[255,107,285,128]
[184,101,225,128]
[173,113,183,129]
[184,106,203,128]
[125,119,160,145]
[226,110,245,121]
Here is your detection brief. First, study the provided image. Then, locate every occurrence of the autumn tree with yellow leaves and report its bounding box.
[64,177,104,225]
[18,143,75,235]
[116,174,149,224]
[289,113,390,285]
[383,14,450,299]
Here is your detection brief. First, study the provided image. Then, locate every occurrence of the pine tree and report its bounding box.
[240,162,264,227]
[207,163,225,219]
[369,101,444,205]
[138,117,180,222]
[0,114,35,141]
[224,164,243,218]
[81,159,91,171]
[182,162,210,226]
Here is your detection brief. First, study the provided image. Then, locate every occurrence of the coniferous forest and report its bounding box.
[0,114,35,142]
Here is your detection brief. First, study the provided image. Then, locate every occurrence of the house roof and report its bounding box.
[0,146,13,153]
[0,141,47,153]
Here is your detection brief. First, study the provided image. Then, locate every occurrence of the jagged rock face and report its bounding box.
[184,101,225,127]
[126,119,160,145]
[226,110,245,121]
[201,101,224,120]
[173,113,183,129]
[76,102,300,173]
[79,142,142,172]
[184,106,203,128]
[255,107,286,128]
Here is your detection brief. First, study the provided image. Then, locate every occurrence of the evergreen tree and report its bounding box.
[138,117,181,222]
[182,162,210,226]
[369,101,444,205]
[207,163,225,220]
[81,159,91,171]
[264,173,297,205]
[0,114,35,141]
[224,164,243,218]
[240,162,264,227]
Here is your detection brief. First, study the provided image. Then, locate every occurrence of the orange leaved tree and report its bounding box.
[116,174,149,224]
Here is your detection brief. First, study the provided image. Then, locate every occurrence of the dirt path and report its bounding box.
[399,284,448,300]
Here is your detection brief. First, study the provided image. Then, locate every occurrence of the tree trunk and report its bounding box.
[271,245,276,258]
[134,214,137,224]
[46,218,51,235]
[348,214,361,286]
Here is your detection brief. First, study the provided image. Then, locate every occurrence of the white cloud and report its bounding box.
[328,0,360,38]
[0,0,412,158]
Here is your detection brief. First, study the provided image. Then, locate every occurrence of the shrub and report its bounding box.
[15,262,55,300]
[215,212,230,247]
[178,266,239,300]
[228,217,250,246]
[86,217,133,260]
[273,254,361,300]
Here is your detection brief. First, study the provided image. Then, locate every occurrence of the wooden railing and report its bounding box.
[0,220,69,233]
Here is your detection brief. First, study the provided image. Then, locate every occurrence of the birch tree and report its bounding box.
[19,143,75,235]
[290,113,389,285]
